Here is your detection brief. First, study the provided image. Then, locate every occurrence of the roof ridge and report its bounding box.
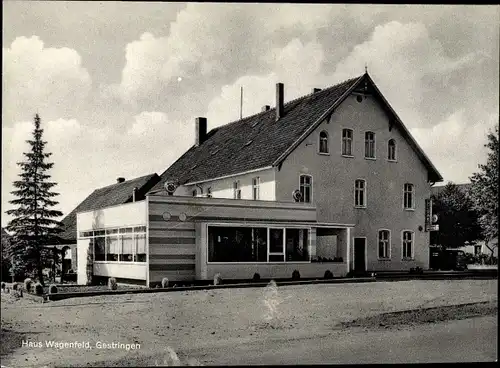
[205,74,364,135]
[93,173,156,191]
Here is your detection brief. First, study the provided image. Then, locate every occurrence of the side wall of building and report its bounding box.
[174,168,276,201]
[77,201,148,285]
[275,93,432,271]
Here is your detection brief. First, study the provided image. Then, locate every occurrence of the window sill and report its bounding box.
[207,261,312,265]
[354,206,367,209]
[388,159,397,163]
[364,157,376,161]
[401,258,415,262]
[377,258,391,261]
[404,208,415,211]
[342,154,354,158]
[93,261,147,264]
[318,152,330,156]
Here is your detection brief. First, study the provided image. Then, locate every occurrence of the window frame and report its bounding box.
[364,131,376,159]
[252,177,260,200]
[78,225,147,264]
[354,179,367,208]
[233,180,241,199]
[377,229,391,260]
[318,130,329,155]
[403,183,415,210]
[299,174,313,203]
[388,139,397,162]
[401,230,415,260]
[206,223,312,264]
[341,128,354,157]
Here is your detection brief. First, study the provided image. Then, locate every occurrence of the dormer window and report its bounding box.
[233,180,241,199]
[192,189,197,197]
[319,131,329,154]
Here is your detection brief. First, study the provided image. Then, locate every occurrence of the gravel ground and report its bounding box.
[1,279,497,367]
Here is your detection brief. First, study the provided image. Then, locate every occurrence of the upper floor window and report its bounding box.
[233,180,241,199]
[319,131,329,154]
[378,230,391,259]
[365,131,375,158]
[299,175,312,203]
[403,183,414,210]
[388,139,397,161]
[342,129,353,156]
[354,179,366,208]
[402,231,414,259]
[252,177,260,200]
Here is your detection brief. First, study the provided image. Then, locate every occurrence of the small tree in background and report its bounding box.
[431,182,482,248]
[470,126,499,258]
[5,114,64,286]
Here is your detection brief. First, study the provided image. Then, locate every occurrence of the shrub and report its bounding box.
[108,277,117,290]
[213,273,222,286]
[1,282,5,290]
[34,283,43,296]
[324,270,334,279]
[49,284,58,294]
[12,282,19,291]
[252,273,261,282]
[24,278,33,292]
[291,270,300,281]
[161,277,169,288]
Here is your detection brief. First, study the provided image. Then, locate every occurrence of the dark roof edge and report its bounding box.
[364,74,443,182]
[272,74,365,167]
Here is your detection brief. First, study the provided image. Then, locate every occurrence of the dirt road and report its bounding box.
[1,279,497,367]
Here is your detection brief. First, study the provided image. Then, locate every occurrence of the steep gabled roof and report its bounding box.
[151,73,442,192]
[58,173,160,243]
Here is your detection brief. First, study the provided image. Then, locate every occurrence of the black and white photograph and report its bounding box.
[1,2,498,366]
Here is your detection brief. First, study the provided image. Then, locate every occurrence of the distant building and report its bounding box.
[430,183,497,257]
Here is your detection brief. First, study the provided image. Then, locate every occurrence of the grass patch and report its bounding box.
[337,301,498,330]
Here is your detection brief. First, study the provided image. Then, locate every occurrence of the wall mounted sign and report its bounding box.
[162,212,171,221]
[178,213,187,222]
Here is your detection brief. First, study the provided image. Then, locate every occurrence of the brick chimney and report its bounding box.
[116,177,125,183]
[276,83,284,121]
[195,117,207,146]
[261,105,270,112]
[312,88,322,93]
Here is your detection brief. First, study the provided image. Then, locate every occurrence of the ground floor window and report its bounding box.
[79,226,147,263]
[208,225,310,263]
[402,230,414,259]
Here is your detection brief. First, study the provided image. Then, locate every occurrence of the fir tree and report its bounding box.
[470,126,499,257]
[6,114,64,285]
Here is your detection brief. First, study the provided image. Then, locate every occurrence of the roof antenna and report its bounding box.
[240,86,243,120]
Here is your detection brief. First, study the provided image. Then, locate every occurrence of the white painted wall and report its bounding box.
[174,168,276,200]
[77,201,147,231]
[94,263,147,280]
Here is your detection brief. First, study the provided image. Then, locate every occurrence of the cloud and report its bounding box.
[2,112,193,226]
[330,22,483,127]
[411,109,498,183]
[2,36,92,125]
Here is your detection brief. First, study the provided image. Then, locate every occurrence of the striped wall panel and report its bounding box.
[148,218,196,282]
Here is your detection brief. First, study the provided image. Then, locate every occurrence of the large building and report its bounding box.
[76,72,443,286]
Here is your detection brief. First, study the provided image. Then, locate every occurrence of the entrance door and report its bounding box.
[353,238,366,274]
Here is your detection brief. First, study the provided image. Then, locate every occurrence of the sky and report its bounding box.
[2,2,499,227]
